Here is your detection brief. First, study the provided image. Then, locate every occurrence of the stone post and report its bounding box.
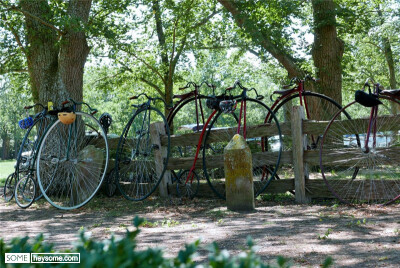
[224,134,255,211]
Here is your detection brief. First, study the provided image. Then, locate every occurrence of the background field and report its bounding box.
[0,160,15,186]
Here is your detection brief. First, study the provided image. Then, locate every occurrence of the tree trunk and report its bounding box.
[311,0,344,108]
[1,133,10,160]
[20,0,92,108]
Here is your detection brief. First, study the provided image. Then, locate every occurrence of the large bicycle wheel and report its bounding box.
[15,175,36,209]
[36,112,109,210]
[320,96,400,205]
[116,106,170,201]
[267,92,345,186]
[203,98,282,199]
[15,116,52,201]
[3,173,16,202]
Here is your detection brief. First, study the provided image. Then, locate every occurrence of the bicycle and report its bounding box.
[181,81,282,200]
[166,82,218,199]
[264,75,346,184]
[319,79,400,205]
[115,93,171,201]
[3,103,55,208]
[35,99,109,210]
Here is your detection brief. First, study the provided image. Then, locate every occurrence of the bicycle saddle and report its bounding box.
[173,91,195,100]
[272,87,296,96]
[355,90,382,107]
[380,89,400,97]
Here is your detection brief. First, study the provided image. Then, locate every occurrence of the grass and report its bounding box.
[0,160,15,186]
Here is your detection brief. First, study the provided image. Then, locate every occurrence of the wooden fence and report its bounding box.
[110,105,400,203]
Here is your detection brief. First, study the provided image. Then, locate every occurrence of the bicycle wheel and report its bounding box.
[176,170,200,199]
[267,92,345,185]
[15,116,52,201]
[3,173,16,202]
[167,96,214,179]
[104,168,117,197]
[320,96,400,205]
[203,98,282,199]
[15,175,36,209]
[116,106,170,201]
[36,112,109,210]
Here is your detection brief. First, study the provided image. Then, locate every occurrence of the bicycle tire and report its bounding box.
[115,106,170,201]
[176,170,200,199]
[15,175,36,209]
[266,92,346,192]
[320,96,400,205]
[202,97,282,199]
[3,173,16,202]
[270,92,344,150]
[36,112,109,210]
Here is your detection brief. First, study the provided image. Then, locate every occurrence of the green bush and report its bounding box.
[0,217,333,267]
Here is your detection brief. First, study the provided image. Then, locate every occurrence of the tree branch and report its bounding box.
[120,46,166,84]
[1,1,65,37]
[0,68,28,75]
[3,21,26,55]
[217,0,304,78]
[140,77,164,97]
[191,8,221,30]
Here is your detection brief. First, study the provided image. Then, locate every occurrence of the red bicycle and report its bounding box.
[264,75,345,183]
[181,81,283,199]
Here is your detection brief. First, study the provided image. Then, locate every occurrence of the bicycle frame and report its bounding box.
[184,90,253,185]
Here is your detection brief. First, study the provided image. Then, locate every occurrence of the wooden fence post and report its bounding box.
[291,106,311,203]
[150,122,171,198]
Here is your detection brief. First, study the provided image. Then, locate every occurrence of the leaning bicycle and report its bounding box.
[115,93,171,201]
[180,81,282,200]
[35,99,109,210]
[320,79,400,205]
[3,103,55,208]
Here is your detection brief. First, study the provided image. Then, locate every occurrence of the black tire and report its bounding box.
[4,173,16,202]
[116,106,170,201]
[37,112,109,210]
[15,175,36,209]
[267,92,346,193]
[203,98,282,199]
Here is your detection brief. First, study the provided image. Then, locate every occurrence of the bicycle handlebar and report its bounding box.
[179,81,216,91]
[129,93,167,106]
[225,80,264,100]
[24,103,45,110]
[62,99,98,115]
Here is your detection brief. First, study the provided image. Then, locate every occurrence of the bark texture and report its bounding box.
[311,0,344,105]
[20,0,92,107]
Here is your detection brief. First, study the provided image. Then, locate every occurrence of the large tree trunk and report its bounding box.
[311,0,344,107]
[20,0,92,108]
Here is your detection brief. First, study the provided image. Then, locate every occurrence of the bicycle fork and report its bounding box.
[185,110,218,184]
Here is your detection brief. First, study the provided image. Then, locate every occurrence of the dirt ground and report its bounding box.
[1,192,400,268]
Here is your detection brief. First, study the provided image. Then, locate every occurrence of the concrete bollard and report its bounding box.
[224,134,255,211]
